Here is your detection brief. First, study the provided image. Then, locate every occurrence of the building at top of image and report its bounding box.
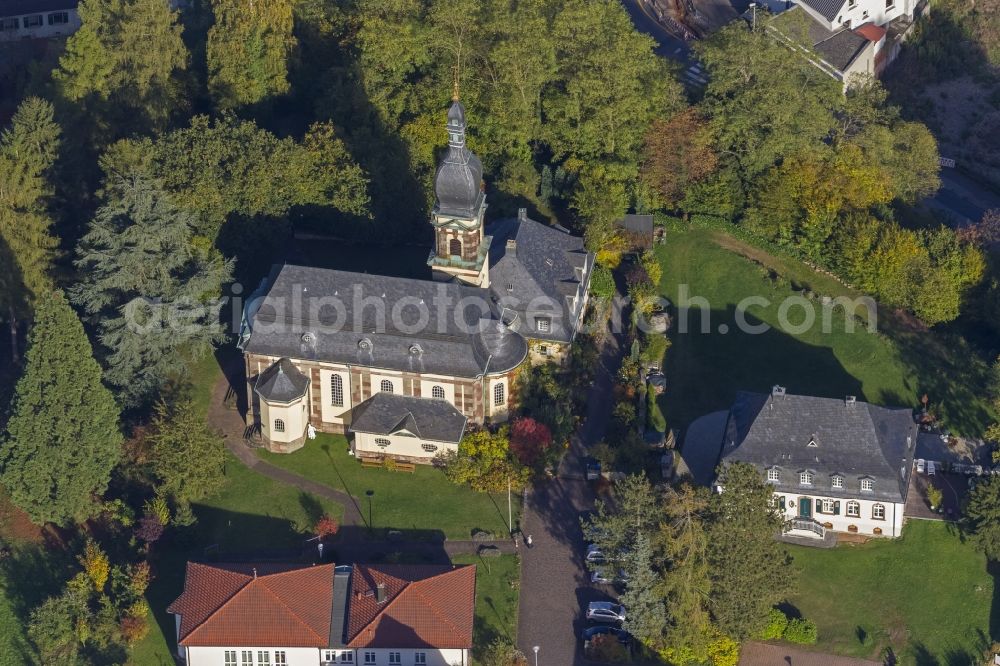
[0,0,81,41]
[717,386,918,540]
[238,94,595,459]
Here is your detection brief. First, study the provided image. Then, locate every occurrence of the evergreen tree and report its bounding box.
[0,98,61,360]
[53,0,189,134]
[962,475,1000,560]
[707,462,793,640]
[72,174,233,408]
[207,0,296,109]
[582,474,660,569]
[150,398,226,508]
[621,530,667,645]
[0,291,122,526]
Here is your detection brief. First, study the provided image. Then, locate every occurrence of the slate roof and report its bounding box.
[243,264,527,378]
[167,562,335,647]
[344,564,475,649]
[0,0,77,16]
[487,214,593,343]
[434,100,485,220]
[719,390,918,502]
[794,0,844,22]
[349,392,468,444]
[254,357,309,403]
[772,6,871,72]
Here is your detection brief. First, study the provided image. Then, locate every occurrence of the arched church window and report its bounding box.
[380,380,394,394]
[431,385,445,399]
[449,238,462,257]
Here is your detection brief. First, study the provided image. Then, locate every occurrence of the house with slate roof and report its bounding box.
[238,94,594,456]
[766,0,928,88]
[718,386,919,538]
[168,561,475,666]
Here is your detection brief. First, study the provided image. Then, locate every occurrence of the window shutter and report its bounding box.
[834,501,840,515]
[815,498,822,513]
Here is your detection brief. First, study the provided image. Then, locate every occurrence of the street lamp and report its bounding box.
[532,645,539,666]
[365,490,375,530]
[749,2,757,30]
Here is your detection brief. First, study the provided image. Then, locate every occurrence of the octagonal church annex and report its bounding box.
[237,96,595,461]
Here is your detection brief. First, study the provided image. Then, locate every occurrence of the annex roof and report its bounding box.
[719,390,918,502]
[255,357,309,403]
[344,564,476,649]
[167,562,335,647]
[793,0,844,22]
[772,6,871,73]
[243,264,527,378]
[349,392,468,444]
[487,213,593,343]
[854,22,887,42]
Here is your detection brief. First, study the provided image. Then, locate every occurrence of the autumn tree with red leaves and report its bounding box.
[510,417,554,466]
[641,108,718,209]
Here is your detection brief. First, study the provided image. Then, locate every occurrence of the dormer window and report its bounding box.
[848,0,856,8]
[807,436,818,447]
[767,468,780,483]
[800,471,813,486]
[832,475,844,489]
[536,317,551,333]
[860,478,874,492]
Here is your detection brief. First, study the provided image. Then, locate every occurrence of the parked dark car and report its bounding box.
[581,625,631,645]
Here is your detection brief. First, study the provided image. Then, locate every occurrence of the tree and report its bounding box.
[582,474,660,568]
[621,530,668,645]
[444,428,530,493]
[0,98,61,360]
[707,463,793,639]
[658,484,714,661]
[962,475,1000,560]
[855,121,941,204]
[53,0,188,134]
[509,417,553,466]
[72,174,233,408]
[28,596,80,665]
[207,0,296,109]
[642,109,718,209]
[149,398,226,506]
[0,291,122,526]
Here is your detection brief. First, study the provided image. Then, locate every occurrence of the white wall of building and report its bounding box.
[802,0,913,31]
[260,398,308,444]
[773,491,905,537]
[419,379,456,406]
[370,373,403,396]
[185,646,321,666]
[484,375,508,420]
[340,648,468,666]
[320,368,353,424]
[353,431,456,461]
[0,8,81,42]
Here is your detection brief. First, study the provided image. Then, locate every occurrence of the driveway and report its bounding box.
[927,168,1000,227]
[517,328,624,665]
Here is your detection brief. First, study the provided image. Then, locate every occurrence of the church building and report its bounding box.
[237,96,595,460]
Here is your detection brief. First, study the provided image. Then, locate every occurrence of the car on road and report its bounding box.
[586,601,626,624]
[928,460,936,476]
[585,544,606,564]
[585,458,602,481]
[581,625,631,645]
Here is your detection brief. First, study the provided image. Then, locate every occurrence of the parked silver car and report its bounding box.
[586,601,626,624]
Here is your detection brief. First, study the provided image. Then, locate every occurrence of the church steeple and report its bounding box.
[428,93,490,288]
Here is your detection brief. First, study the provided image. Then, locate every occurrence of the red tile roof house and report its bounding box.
[168,562,476,666]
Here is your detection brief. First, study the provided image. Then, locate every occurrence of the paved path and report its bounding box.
[517,327,624,666]
[207,365,514,561]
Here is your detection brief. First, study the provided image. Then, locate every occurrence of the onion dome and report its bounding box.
[433,99,485,220]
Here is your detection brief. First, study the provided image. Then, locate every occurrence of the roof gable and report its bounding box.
[346,565,475,649]
[167,562,335,647]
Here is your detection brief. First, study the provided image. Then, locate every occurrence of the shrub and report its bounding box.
[647,386,667,433]
[782,618,818,644]
[510,417,554,466]
[315,514,340,540]
[757,608,788,640]
[591,263,616,299]
[80,541,110,592]
[707,633,741,666]
[481,637,528,666]
[585,633,629,663]
[135,513,164,544]
[926,484,943,509]
[640,334,669,366]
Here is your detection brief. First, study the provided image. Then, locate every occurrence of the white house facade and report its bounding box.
[718,387,918,539]
[0,0,81,41]
[169,563,475,666]
[237,97,593,458]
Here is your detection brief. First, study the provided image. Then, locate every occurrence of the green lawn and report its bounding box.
[655,226,996,435]
[787,520,994,663]
[258,434,521,540]
[129,451,345,664]
[451,554,520,662]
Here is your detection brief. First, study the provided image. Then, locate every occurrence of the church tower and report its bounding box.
[427,92,490,287]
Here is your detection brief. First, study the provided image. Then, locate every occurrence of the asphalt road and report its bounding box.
[928,168,1000,227]
[621,0,692,61]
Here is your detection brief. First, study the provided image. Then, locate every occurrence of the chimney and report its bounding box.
[506,238,517,258]
[517,207,527,222]
[771,385,786,398]
[846,395,856,407]
[375,583,387,604]
[252,568,257,579]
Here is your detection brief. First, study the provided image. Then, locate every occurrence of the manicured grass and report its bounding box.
[130,452,344,664]
[258,434,521,540]
[452,554,520,661]
[655,226,996,435]
[787,520,994,663]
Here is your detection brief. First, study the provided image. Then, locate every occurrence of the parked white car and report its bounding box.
[916,459,926,474]
[927,460,936,476]
[586,601,626,624]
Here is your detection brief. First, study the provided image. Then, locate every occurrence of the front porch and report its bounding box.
[776,517,838,549]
